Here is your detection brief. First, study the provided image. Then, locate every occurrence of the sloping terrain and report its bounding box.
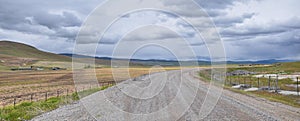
[0,41,71,67]
[0,41,70,61]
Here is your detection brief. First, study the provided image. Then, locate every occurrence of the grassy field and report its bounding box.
[227,61,300,74]
[0,85,112,121]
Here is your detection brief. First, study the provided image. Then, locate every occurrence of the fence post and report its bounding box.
[13,97,16,107]
[268,76,271,90]
[229,76,231,85]
[30,94,33,102]
[249,77,252,87]
[45,92,48,101]
[57,90,59,97]
[297,77,299,96]
[257,77,260,88]
[67,89,69,96]
[275,75,278,93]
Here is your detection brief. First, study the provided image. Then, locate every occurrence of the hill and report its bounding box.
[0,41,143,69]
[0,40,71,67]
[0,41,70,61]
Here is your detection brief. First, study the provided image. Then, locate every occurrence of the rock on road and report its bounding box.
[32,69,300,121]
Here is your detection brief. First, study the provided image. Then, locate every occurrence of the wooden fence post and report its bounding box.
[67,89,69,96]
[30,94,33,102]
[57,90,60,97]
[13,97,16,107]
[45,92,48,101]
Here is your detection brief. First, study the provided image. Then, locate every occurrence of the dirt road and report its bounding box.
[32,69,300,121]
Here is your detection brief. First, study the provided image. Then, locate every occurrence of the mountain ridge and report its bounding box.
[60,53,295,65]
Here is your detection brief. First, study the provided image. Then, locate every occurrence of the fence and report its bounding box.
[0,81,117,108]
[0,89,74,109]
[225,76,299,96]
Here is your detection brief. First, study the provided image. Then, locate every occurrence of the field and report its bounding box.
[199,61,300,107]
[0,67,180,107]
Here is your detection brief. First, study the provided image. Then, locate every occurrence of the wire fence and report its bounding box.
[0,81,117,109]
[225,76,299,96]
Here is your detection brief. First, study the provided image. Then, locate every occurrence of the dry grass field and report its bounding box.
[0,67,181,106]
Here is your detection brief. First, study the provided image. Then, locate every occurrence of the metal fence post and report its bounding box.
[249,77,252,87]
[297,77,299,96]
[268,76,271,90]
[67,89,69,96]
[229,76,231,85]
[275,75,278,93]
[257,77,260,88]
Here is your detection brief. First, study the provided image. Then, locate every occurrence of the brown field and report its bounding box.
[0,67,181,106]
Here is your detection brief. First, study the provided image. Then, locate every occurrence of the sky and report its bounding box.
[0,0,299,61]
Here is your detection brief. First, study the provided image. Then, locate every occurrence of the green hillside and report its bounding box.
[0,41,70,61]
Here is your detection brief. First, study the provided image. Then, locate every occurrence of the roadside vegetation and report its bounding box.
[0,85,112,121]
[199,62,300,108]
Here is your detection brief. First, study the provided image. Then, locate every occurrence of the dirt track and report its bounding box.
[32,69,300,121]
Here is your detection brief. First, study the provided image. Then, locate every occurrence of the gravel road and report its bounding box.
[32,69,300,121]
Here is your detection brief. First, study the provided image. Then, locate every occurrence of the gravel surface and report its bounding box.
[32,69,300,121]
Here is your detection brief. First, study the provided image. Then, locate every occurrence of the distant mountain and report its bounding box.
[0,41,295,69]
[227,59,294,65]
[60,53,294,66]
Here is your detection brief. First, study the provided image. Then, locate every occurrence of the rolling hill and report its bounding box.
[0,40,71,68]
[0,41,142,69]
[0,41,70,61]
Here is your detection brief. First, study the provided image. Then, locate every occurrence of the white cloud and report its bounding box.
[0,0,299,60]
